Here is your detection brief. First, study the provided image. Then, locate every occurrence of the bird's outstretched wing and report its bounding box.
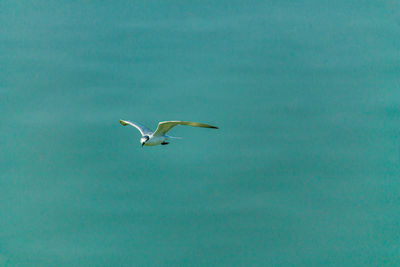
[153,121,218,136]
[119,120,153,136]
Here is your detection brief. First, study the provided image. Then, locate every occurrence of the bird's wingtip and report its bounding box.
[120,119,128,126]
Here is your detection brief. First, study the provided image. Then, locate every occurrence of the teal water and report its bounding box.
[1,1,400,266]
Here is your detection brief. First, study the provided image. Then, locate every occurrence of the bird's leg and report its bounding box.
[161,142,169,145]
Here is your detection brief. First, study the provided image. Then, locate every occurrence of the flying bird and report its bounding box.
[119,120,218,147]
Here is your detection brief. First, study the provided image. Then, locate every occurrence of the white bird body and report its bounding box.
[142,134,167,146]
[120,119,218,147]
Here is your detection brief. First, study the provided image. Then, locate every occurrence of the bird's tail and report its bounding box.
[166,135,182,139]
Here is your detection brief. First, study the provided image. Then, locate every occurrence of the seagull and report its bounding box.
[119,120,218,147]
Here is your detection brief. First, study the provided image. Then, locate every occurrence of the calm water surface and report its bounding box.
[1,1,400,266]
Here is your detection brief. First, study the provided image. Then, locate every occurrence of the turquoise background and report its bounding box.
[1,1,400,266]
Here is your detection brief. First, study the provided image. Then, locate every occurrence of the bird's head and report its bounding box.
[140,136,150,147]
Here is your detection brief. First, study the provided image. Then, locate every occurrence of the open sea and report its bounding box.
[1,1,400,266]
